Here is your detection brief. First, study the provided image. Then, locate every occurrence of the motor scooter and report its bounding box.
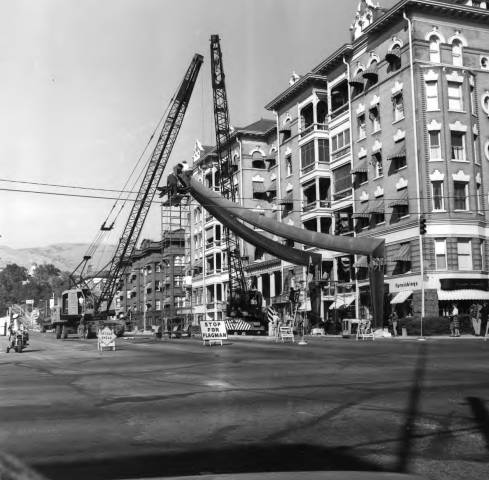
[6,332,25,353]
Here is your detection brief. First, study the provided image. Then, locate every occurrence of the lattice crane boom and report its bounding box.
[96,53,203,313]
[210,34,247,300]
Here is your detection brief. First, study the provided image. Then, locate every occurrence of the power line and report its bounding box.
[1,185,488,214]
[0,178,138,194]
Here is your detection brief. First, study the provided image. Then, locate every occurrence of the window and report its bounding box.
[333,164,352,199]
[434,239,447,270]
[476,182,482,212]
[369,106,381,132]
[429,131,442,160]
[432,180,444,211]
[392,93,404,121]
[357,114,366,139]
[391,204,409,223]
[254,247,264,261]
[451,131,466,161]
[448,82,463,111]
[331,129,351,160]
[457,239,472,270]
[286,154,292,176]
[301,141,315,170]
[426,81,439,110]
[473,133,479,164]
[454,181,468,210]
[483,93,489,115]
[372,154,383,177]
[481,56,489,70]
[386,43,401,72]
[429,35,441,63]
[452,39,463,67]
[155,300,161,311]
[318,139,330,163]
[470,81,476,114]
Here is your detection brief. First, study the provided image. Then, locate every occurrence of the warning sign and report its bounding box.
[200,320,227,346]
[97,326,116,351]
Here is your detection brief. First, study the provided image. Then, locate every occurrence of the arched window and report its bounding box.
[452,39,463,66]
[429,35,440,63]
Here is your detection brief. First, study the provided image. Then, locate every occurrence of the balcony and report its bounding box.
[299,122,329,139]
[302,199,332,213]
[330,103,348,120]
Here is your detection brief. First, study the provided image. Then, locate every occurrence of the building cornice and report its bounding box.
[265,73,329,111]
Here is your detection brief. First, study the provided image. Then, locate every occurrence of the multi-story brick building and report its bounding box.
[119,233,187,330]
[263,0,489,322]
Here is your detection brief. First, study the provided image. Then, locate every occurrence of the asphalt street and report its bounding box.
[1,333,488,480]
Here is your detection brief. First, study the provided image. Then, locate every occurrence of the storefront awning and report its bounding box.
[387,142,406,161]
[252,181,266,193]
[351,158,368,174]
[391,243,411,262]
[437,289,489,301]
[388,189,409,207]
[390,290,413,304]
[329,295,355,310]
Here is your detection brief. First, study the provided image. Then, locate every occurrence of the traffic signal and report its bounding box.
[419,216,427,235]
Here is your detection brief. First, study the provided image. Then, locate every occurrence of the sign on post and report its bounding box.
[97,327,116,351]
[200,320,227,346]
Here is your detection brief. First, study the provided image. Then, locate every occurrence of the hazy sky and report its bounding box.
[0,0,397,250]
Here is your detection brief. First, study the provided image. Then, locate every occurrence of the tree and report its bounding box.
[0,263,70,312]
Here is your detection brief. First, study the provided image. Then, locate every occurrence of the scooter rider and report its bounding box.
[8,314,28,348]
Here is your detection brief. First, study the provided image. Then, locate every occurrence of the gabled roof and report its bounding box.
[235,118,276,135]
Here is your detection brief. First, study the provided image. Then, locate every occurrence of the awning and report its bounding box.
[362,66,378,81]
[437,289,489,301]
[385,48,401,63]
[352,204,370,219]
[252,181,266,193]
[391,243,411,262]
[265,182,277,193]
[388,189,409,207]
[367,200,384,214]
[329,294,356,310]
[354,255,368,268]
[278,192,293,205]
[348,74,364,88]
[279,125,291,133]
[391,290,413,304]
[351,158,368,174]
[388,142,406,161]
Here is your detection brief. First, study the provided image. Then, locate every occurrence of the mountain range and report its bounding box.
[0,243,116,273]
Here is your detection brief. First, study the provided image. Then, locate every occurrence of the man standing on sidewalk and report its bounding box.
[470,303,482,336]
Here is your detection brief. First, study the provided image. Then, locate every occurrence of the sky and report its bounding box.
[0,0,398,250]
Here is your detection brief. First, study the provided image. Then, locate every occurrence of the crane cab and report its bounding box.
[61,288,95,319]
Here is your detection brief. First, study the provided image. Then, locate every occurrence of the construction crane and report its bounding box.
[209,34,251,320]
[53,53,203,339]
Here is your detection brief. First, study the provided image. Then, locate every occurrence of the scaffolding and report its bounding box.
[160,187,193,333]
